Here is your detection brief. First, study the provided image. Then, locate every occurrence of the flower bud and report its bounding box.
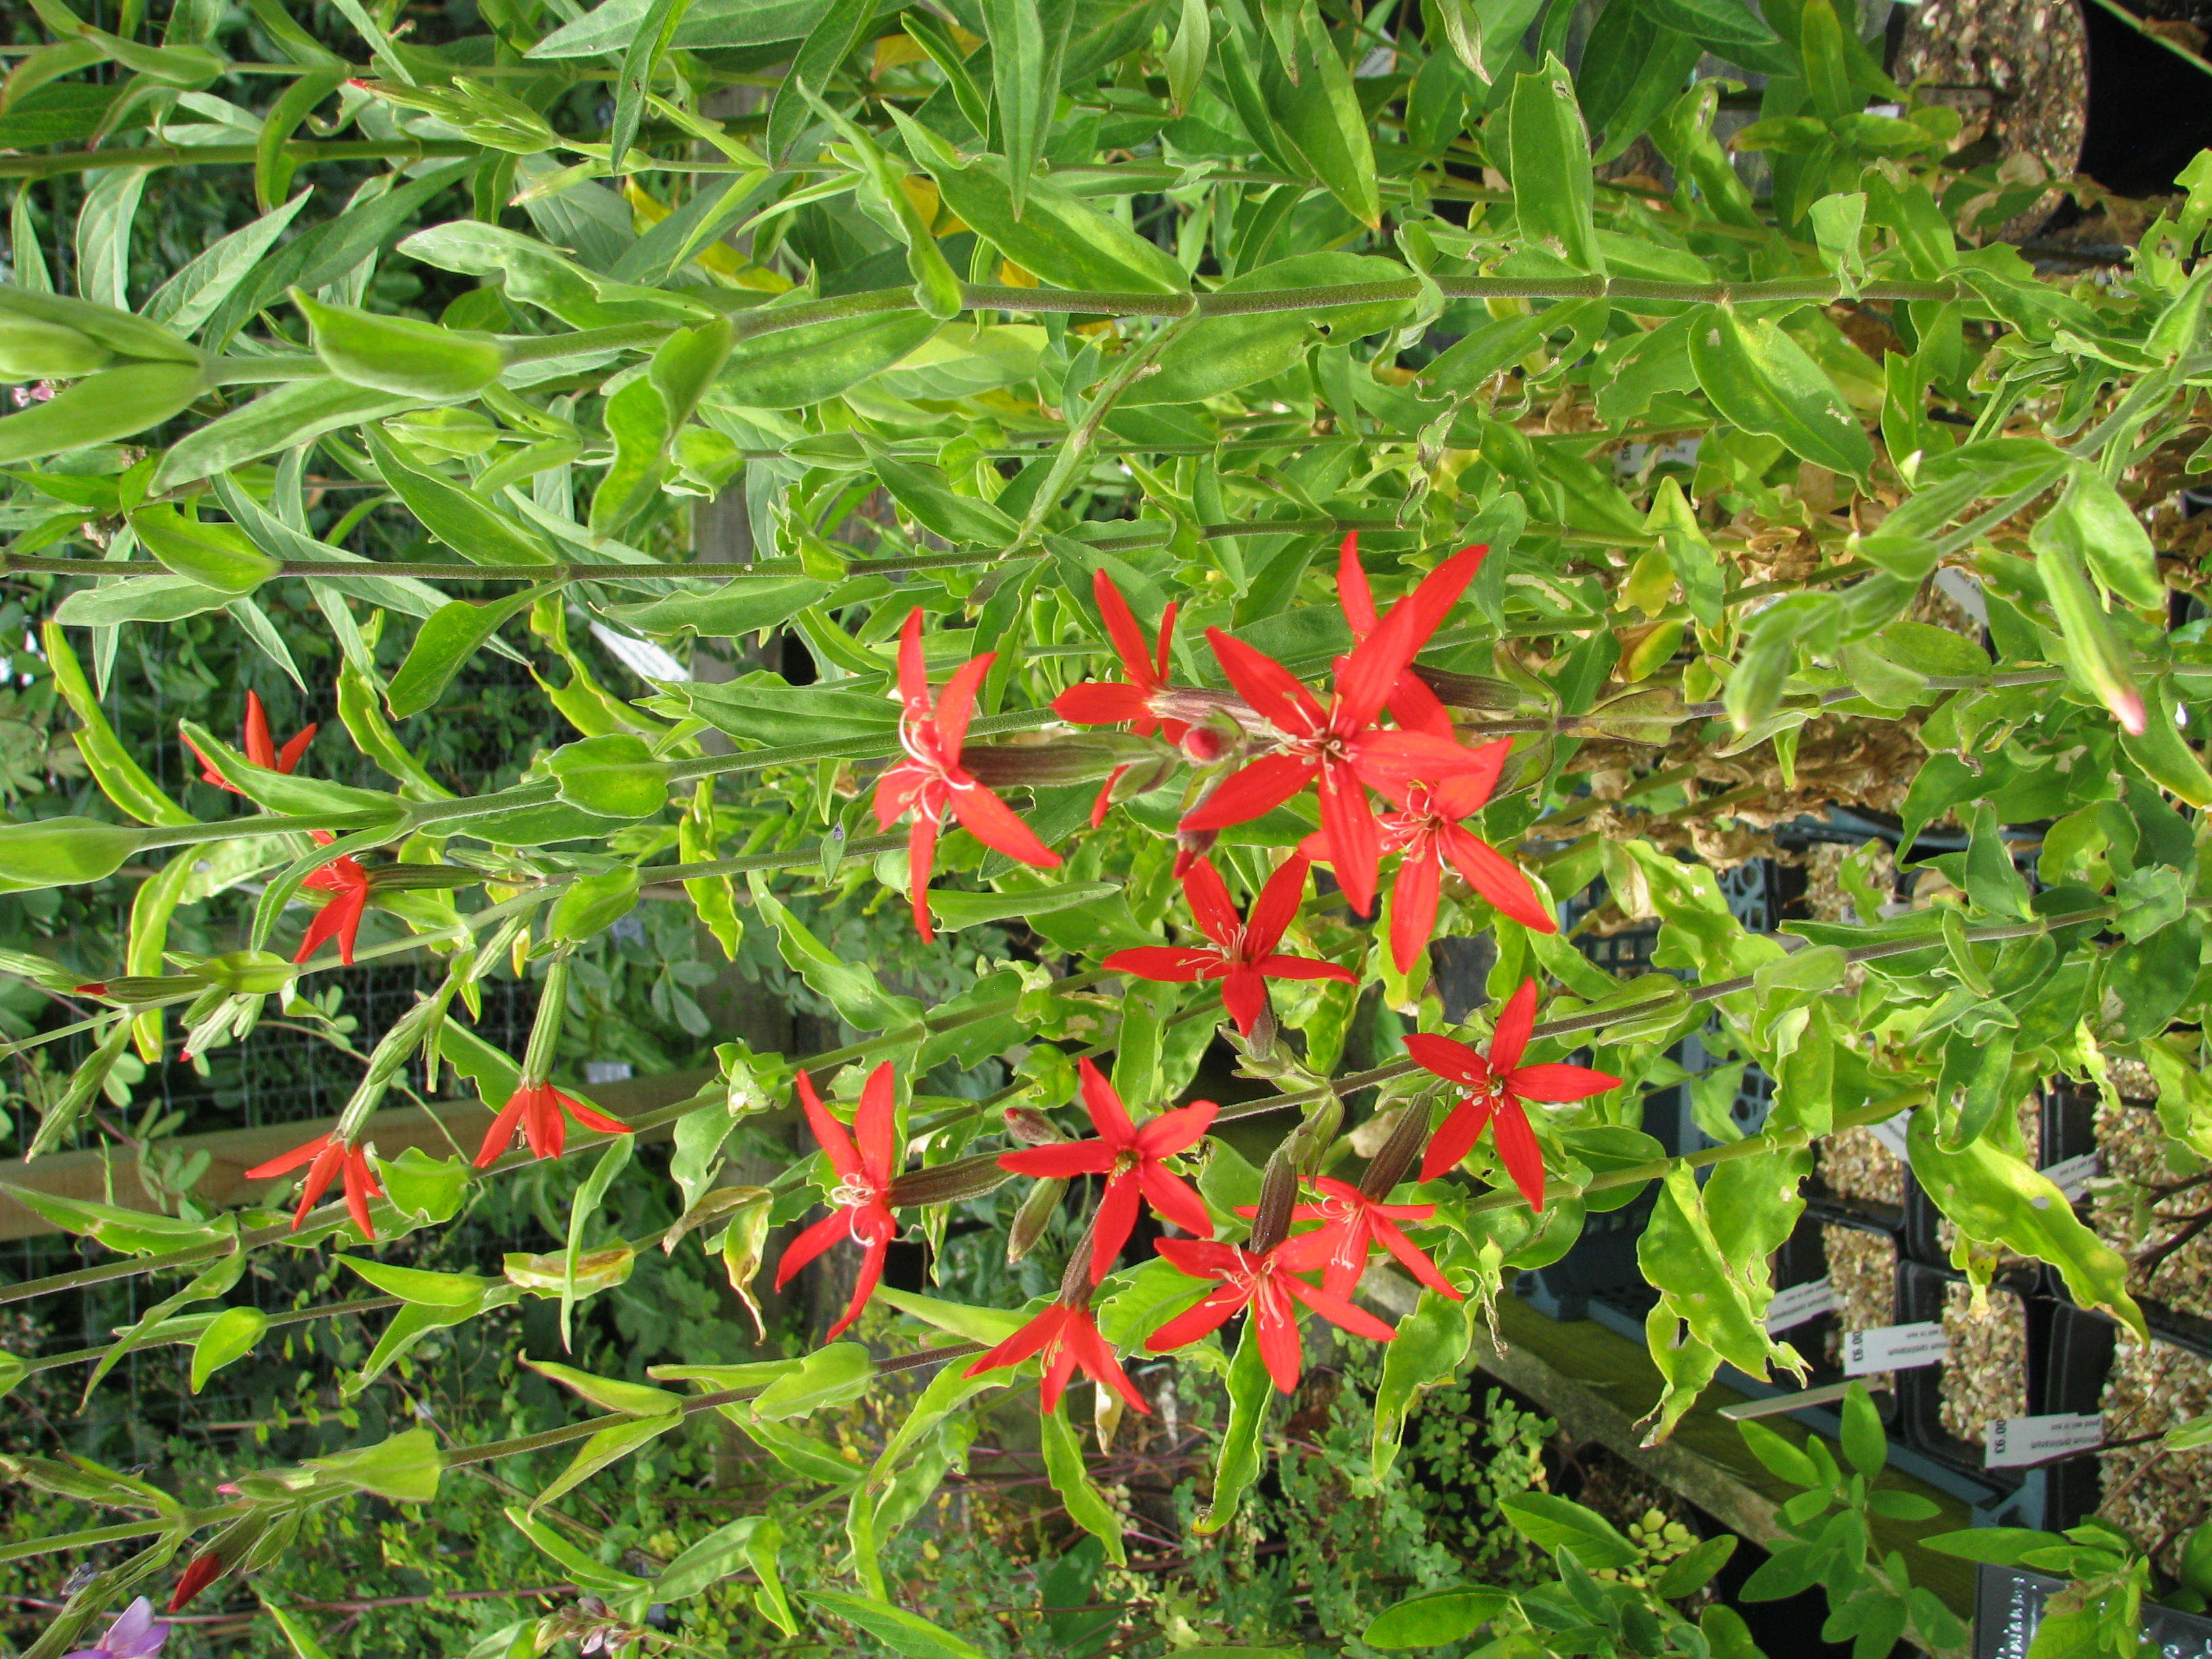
[1003,1105,1068,1146]
[958,733,1141,789]
[199,951,298,996]
[1246,1147,1300,1254]
[887,1150,1013,1208]
[0,314,113,380]
[1006,1176,1066,1263]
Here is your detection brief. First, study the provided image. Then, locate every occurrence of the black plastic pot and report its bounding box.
[1894,1261,2032,1491]
[2078,0,2212,197]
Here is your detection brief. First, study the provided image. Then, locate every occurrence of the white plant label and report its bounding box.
[1765,1277,1836,1335]
[1843,1322,1947,1375]
[1866,1111,1913,1162]
[2041,1152,2099,1202]
[1986,1413,2104,1469]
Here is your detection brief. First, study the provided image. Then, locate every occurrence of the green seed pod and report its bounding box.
[1007,1176,1066,1264]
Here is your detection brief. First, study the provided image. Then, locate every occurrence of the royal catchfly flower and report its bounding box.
[243,1130,382,1239]
[775,1061,901,1339]
[874,609,1061,941]
[1052,570,1188,825]
[1144,1235,1397,1393]
[1401,979,1621,1210]
[1179,544,1497,914]
[1276,1175,1462,1300]
[1334,532,1466,734]
[1302,735,1555,973]
[964,1228,1152,1415]
[182,691,315,795]
[59,1597,167,1659]
[473,1080,634,1167]
[1104,853,1356,1036]
[294,838,371,966]
[997,1055,1216,1282]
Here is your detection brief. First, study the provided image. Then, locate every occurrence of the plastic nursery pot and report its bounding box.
[2077,0,2212,197]
[1894,1260,2035,1488]
[2034,1297,2120,1533]
[1768,1211,1905,1427]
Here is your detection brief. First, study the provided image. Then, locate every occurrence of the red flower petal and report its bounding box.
[1205,628,1324,735]
[1418,1097,1494,1183]
[1490,1098,1547,1212]
[1219,967,1268,1035]
[1507,1062,1622,1103]
[1104,945,1223,982]
[1372,1216,1461,1298]
[896,609,933,726]
[1336,531,1379,637]
[1145,1284,1246,1351]
[1137,1162,1214,1240]
[1332,545,1486,732]
[1317,764,1382,915]
[1094,569,1154,685]
[1490,979,1538,1075]
[244,691,276,770]
[965,1303,1068,1378]
[999,1141,1118,1179]
[773,1208,854,1288]
[1252,1283,1304,1391]
[853,1060,901,1185]
[1053,682,1153,726]
[1077,1056,1137,1143]
[1401,1031,1490,1088]
[1182,856,1244,949]
[473,1092,531,1168]
[935,651,995,755]
[1091,1173,1145,1282]
[1068,1309,1151,1414]
[1179,752,1317,834]
[1431,737,1511,817]
[1251,955,1360,983]
[1440,826,1556,933]
[558,1090,634,1139]
[1388,842,1442,977]
[276,722,318,775]
[947,779,1061,867]
[1131,1097,1218,1158]
[907,816,939,941]
[824,1230,890,1339]
[1242,853,1312,959]
[1279,1272,1399,1343]
[796,1069,865,1183]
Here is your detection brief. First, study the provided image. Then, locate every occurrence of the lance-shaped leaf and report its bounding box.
[802,1590,989,1659]
[1688,304,1872,480]
[1502,55,1601,272]
[365,426,558,569]
[750,1342,874,1421]
[0,817,145,894]
[292,289,506,401]
[1040,1405,1126,1565]
[131,506,281,596]
[1262,3,1380,229]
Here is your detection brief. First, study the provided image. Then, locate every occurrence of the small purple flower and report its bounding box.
[60,1597,167,1659]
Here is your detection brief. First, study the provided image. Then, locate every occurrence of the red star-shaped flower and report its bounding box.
[1144,1236,1396,1393]
[1052,570,1188,826]
[244,1130,382,1239]
[873,609,1061,941]
[1302,736,1555,974]
[295,837,371,966]
[964,1298,1151,1416]
[998,1056,1216,1283]
[472,1080,634,1167]
[1179,545,1494,914]
[183,691,316,796]
[1401,979,1620,1210]
[1335,531,1464,737]
[774,1061,902,1339]
[1275,1175,1462,1300]
[1104,853,1355,1036]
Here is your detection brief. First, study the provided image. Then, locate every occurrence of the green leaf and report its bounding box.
[2121,679,2212,808]
[981,0,1072,219]
[365,426,558,569]
[340,1258,495,1309]
[303,1427,444,1503]
[1736,1416,1819,1487]
[1263,3,1381,229]
[1196,1317,1272,1534]
[1040,1406,1125,1565]
[1498,1493,1641,1569]
[611,0,695,165]
[601,579,831,640]
[51,574,234,628]
[872,1287,1029,1346]
[925,880,1121,932]
[1371,1288,1473,1479]
[654,1515,768,1602]
[801,1590,989,1659]
[1917,1526,2060,1565]
[546,733,665,820]
[387,591,546,720]
[152,377,423,491]
[1907,1113,2144,1338]
[1689,305,1872,478]
[0,817,144,893]
[189,1306,267,1393]
[535,1412,680,1512]
[0,360,207,466]
[1838,1381,1886,1477]
[292,288,506,401]
[746,877,926,1033]
[504,1505,652,1593]
[1130,252,1412,406]
[1362,1585,1513,1648]
[1653,1534,1737,1597]
[526,1357,682,1418]
[895,111,1186,294]
[751,1342,874,1420]
[1504,56,1601,271]
[548,866,642,943]
[131,505,281,596]
[710,305,939,409]
[144,192,313,337]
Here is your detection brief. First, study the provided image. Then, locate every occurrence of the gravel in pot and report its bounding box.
[1937,1279,2031,1448]
[2099,1340,2212,1574]
[1823,1225,1899,1391]
[1820,1128,1906,1208]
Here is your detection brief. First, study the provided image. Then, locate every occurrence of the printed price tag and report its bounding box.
[1843,1322,1946,1375]
[2041,1152,2100,1202]
[1765,1277,1836,1335]
[1986,1413,2103,1470]
[1866,1111,1913,1162]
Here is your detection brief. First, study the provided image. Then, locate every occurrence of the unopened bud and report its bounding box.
[1361,1095,1435,1198]
[1007,1176,1066,1263]
[887,1150,1013,1208]
[1003,1106,1067,1146]
[958,733,1138,789]
[1247,1147,1300,1255]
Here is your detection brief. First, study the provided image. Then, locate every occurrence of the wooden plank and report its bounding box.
[0,1067,715,1242]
